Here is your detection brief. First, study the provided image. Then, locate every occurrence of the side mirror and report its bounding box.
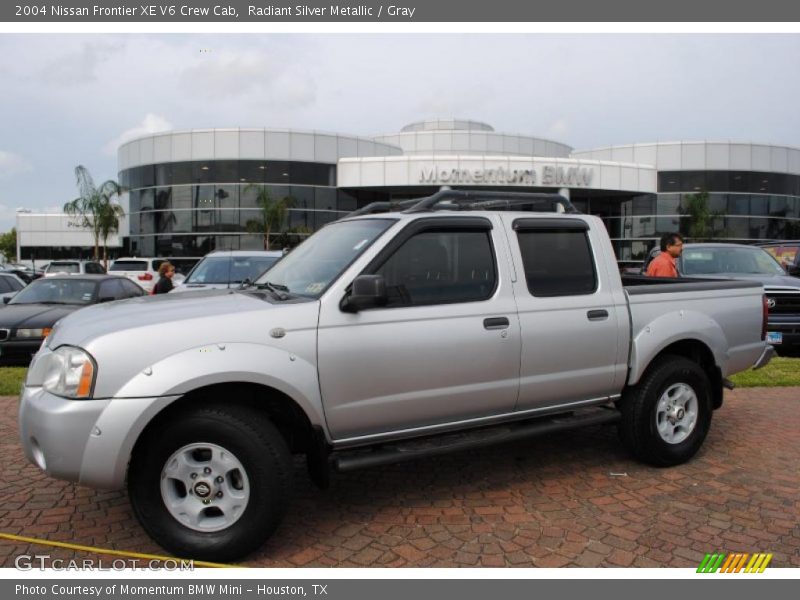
[2,296,11,304]
[340,274,387,313]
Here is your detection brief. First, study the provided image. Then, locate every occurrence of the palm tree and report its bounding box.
[244,185,295,250]
[97,200,126,269]
[63,165,123,260]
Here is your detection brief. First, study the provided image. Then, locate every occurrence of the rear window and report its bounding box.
[110,260,148,272]
[47,262,80,273]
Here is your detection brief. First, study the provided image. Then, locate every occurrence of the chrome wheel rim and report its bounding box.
[160,442,250,532]
[655,383,698,445]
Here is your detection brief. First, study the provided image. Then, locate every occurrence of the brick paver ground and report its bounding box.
[1,388,798,568]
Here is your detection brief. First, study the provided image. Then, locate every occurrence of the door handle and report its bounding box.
[484,317,510,330]
[587,309,609,321]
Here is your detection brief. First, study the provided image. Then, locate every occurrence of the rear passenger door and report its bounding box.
[318,217,521,440]
[507,216,621,411]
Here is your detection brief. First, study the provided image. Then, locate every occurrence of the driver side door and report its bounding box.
[317,217,521,441]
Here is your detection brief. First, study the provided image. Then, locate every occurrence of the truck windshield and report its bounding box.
[255,218,395,298]
[681,247,786,276]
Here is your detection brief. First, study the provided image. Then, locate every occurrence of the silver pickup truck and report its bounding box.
[18,191,773,561]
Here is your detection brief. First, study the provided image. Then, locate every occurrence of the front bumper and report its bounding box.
[753,344,776,370]
[18,385,111,484]
[18,385,181,489]
[766,318,800,350]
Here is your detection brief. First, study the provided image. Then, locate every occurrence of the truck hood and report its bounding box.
[43,289,320,399]
[47,289,311,349]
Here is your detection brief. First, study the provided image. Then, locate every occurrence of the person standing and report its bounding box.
[152,261,176,294]
[646,233,684,278]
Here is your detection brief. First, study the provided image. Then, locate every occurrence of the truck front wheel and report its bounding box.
[128,405,292,562]
[618,355,712,467]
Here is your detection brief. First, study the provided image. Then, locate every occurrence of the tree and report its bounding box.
[0,228,16,262]
[244,185,295,250]
[63,165,123,260]
[679,190,727,241]
[97,200,126,269]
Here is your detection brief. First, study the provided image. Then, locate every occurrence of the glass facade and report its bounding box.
[122,160,346,257]
[120,157,800,265]
[606,171,800,263]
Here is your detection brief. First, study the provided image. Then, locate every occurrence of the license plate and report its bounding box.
[767,332,783,345]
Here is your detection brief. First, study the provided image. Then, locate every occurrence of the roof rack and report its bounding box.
[345,198,420,217]
[344,190,578,218]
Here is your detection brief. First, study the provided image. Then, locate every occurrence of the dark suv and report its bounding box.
[679,243,800,355]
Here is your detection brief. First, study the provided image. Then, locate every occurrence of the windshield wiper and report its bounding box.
[254,281,290,300]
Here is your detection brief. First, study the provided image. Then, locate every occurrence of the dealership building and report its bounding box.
[16,119,800,264]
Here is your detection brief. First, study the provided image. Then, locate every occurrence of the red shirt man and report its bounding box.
[646,233,683,278]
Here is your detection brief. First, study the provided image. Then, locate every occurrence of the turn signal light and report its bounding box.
[76,361,94,398]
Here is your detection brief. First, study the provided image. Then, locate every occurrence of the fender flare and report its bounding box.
[628,310,727,386]
[79,343,325,489]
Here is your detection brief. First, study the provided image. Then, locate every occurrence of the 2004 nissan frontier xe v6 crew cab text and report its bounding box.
[18,191,774,561]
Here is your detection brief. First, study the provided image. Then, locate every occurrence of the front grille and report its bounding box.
[0,329,8,341]
[765,291,800,315]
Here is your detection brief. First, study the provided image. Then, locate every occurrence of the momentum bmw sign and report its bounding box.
[419,165,595,187]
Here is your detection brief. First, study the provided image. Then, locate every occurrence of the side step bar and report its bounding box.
[333,405,621,472]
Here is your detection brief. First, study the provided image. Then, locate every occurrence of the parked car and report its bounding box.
[171,250,282,293]
[678,243,800,354]
[19,191,772,561]
[1,263,44,284]
[757,240,800,277]
[0,275,145,365]
[0,272,27,302]
[108,257,189,293]
[43,260,105,277]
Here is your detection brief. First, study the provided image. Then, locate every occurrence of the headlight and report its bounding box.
[14,328,52,339]
[41,346,97,399]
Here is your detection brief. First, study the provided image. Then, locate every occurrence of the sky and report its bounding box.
[0,33,799,231]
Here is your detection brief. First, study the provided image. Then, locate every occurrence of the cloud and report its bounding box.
[0,151,33,179]
[103,114,173,156]
[546,118,570,140]
[39,41,124,86]
[180,51,277,99]
[178,48,316,110]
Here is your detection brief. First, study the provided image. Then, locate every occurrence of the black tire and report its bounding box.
[128,404,292,562]
[618,355,712,467]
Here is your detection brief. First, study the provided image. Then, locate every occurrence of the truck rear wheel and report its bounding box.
[128,405,292,562]
[618,355,712,467]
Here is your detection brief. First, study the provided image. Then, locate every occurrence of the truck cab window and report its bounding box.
[376,230,497,307]
[517,229,597,296]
